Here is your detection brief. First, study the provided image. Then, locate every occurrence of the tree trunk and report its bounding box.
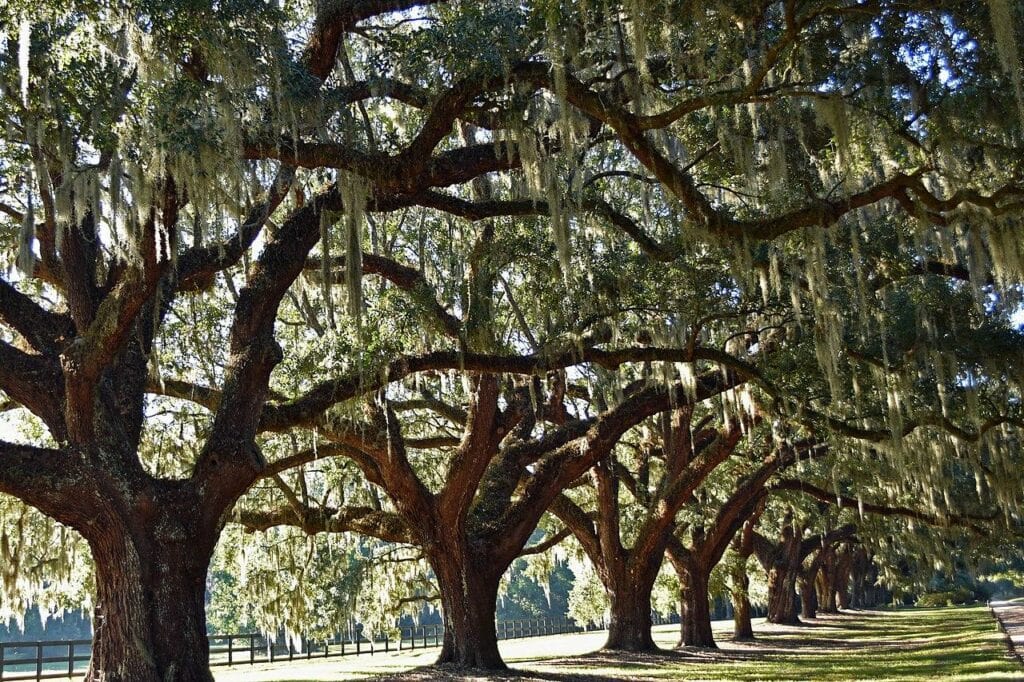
[799,576,817,620]
[730,565,754,640]
[431,550,504,669]
[850,547,867,608]
[84,503,217,682]
[680,567,716,648]
[766,567,799,625]
[604,577,657,652]
[817,558,839,613]
[836,580,851,610]
[835,549,852,610]
[819,550,835,613]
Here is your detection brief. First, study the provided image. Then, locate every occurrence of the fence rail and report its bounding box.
[0,612,679,681]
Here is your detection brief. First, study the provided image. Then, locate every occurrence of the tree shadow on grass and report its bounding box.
[359,651,709,682]
[357,661,632,681]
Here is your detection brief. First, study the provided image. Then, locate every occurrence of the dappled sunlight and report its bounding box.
[210,606,1022,681]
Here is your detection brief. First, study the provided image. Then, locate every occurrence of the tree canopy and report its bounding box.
[0,0,1023,678]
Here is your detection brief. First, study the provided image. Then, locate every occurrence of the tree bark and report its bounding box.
[730,560,754,640]
[604,577,657,652]
[732,587,754,640]
[799,576,818,620]
[84,498,218,682]
[431,549,505,669]
[680,566,716,648]
[818,563,839,613]
[766,566,800,625]
[849,547,870,608]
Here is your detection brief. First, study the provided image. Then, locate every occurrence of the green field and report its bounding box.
[211,605,1021,681]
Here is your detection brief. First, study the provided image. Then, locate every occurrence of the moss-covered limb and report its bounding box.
[392,395,468,425]
[690,445,812,569]
[772,478,995,534]
[800,525,859,562]
[549,493,601,560]
[0,441,84,522]
[194,186,343,499]
[302,0,449,81]
[242,138,520,195]
[304,252,462,338]
[492,372,746,564]
[60,181,178,445]
[533,61,1024,241]
[233,502,413,544]
[176,166,294,293]
[817,408,1024,445]
[363,399,438,539]
[436,376,502,528]
[260,441,386,489]
[258,345,756,432]
[518,525,573,557]
[58,211,102,333]
[629,426,745,566]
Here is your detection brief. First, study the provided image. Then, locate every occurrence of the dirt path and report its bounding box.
[990,599,1024,665]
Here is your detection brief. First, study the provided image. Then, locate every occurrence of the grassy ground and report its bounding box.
[212,605,1022,681]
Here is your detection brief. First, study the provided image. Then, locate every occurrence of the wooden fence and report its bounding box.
[0,612,678,680]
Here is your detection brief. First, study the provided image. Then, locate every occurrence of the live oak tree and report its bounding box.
[234,356,747,667]
[665,442,808,647]
[2,0,1024,677]
[751,509,858,625]
[723,510,765,640]
[549,407,746,652]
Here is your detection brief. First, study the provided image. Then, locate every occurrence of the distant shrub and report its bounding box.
[916,588,976,607]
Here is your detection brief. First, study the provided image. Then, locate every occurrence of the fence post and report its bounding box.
[68,641,75,677]
[36,643,42,682]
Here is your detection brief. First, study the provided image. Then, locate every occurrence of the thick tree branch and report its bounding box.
[195,184,342,492]
[0,442,92,526]
[0,342,66,439]
[303,1,448,81]
[176,167,294,292]
[0,278,74,353]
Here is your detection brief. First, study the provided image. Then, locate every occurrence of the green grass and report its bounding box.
[212,605,1022,681]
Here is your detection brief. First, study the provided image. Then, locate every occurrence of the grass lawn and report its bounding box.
[212,604,1022,681]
